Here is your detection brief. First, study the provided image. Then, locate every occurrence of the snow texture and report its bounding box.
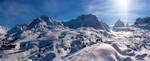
[0,15,150,61]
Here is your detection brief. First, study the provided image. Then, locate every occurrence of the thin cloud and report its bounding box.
[84,0,150,24]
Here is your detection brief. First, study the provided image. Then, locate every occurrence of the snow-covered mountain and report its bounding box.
[0,26,7,34]
[63,14,110,31]
[28,16,63,30]
[0,15,150,61]
[7,24,28,36]
[135,17,150,25]
[0,14,111,61]
[135,17,150,29]
[113,19,125,27]
[112,20,132,31]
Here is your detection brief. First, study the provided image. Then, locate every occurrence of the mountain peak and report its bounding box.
[135,17,150,29]
[37,16,55,23]
[63,14,110,31]
[78,14,97,18]
[113,19,125,27]
[76,14,98,22]
[7,24,28,36]
[135,17,150,25]
[39,16,50,21]
[28,16,63,29]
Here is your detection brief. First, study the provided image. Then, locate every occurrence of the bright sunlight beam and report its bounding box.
[117,0,129,24]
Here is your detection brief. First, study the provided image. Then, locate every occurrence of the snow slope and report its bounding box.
[113,20,125,27]
[0,26,7,35]
[66,43,134,61]
[0,15,111,61]
[0,15,150,61]
[63,14,110,31]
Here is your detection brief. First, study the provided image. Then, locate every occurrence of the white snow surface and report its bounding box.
[0,26,7,34]
[0,26,150,61]
[66,43,134,61]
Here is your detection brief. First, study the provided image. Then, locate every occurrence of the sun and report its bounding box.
[118,0,128,8]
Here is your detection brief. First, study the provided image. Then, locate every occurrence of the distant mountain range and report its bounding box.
[0,14,149,61]
[135,17,150,29]
[5,14,110,38]
[135,17,150,25]
[0,14,113,61]
[0,26,7,34]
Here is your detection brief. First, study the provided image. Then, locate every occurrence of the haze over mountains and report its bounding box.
[0,14,150,61]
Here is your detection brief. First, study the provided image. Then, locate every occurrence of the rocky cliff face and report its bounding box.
[63,14,110,31]
[0,14,112,61]
[113,20,125,27]
[135,17,150,26]
[28,16,63,29]
[135,17,150,29]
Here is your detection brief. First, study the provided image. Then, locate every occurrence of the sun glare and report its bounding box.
[117,0,129,24]
[118,0,128,8]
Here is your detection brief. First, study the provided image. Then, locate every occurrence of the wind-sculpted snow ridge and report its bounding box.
[0,15,112,61]
[2,26,149,61]
[125,28,150,59]
[66,43,134,61]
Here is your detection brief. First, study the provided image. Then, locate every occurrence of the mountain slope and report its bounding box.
[28,16,63,29]
[0,15,150,61]
[135,17,150,29]
[0,15,111,61]
[113,20,125,27]
[63,14,110,31]
[0,26,7,35]
[135,17,150,25]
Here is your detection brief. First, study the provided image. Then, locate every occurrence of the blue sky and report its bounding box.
[0,0,150,27]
